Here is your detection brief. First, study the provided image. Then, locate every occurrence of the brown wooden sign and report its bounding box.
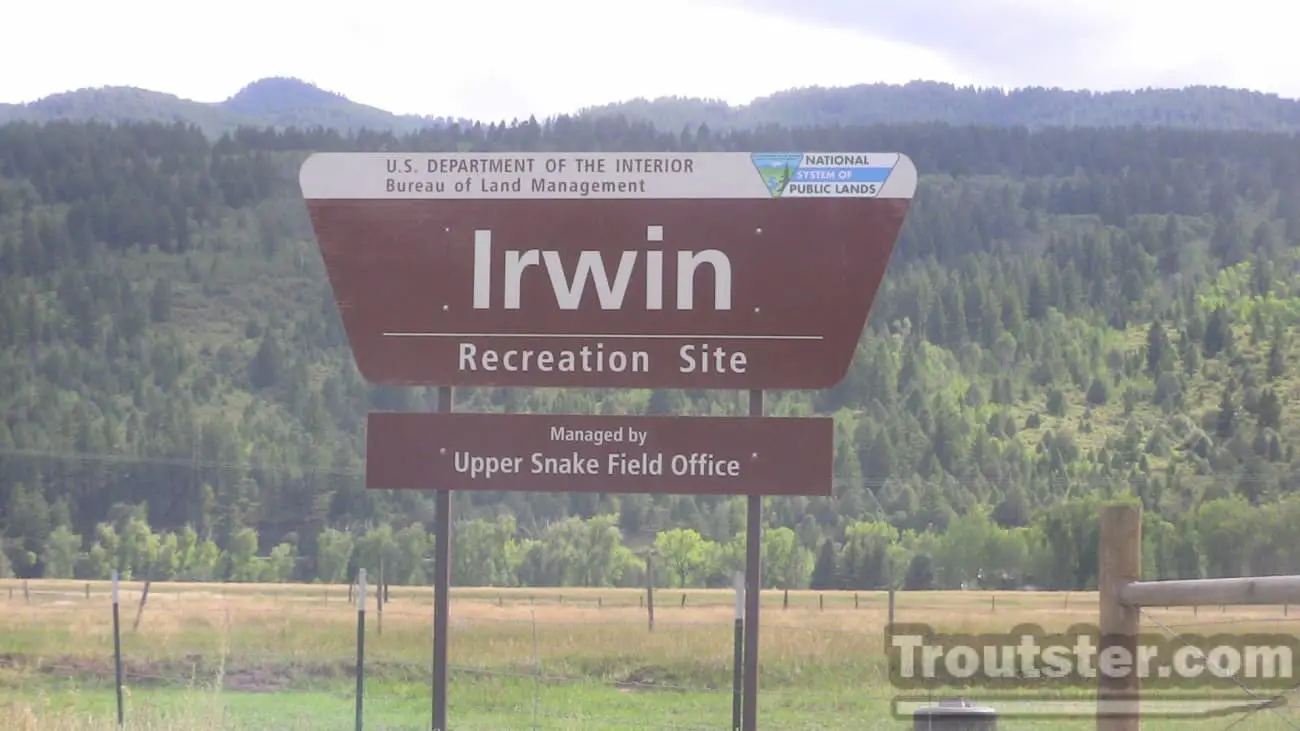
[300,152,917,390]
[365,411,833,496]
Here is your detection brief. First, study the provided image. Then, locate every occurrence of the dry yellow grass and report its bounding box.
[6,580,1298,663]
[4,580,1300,729]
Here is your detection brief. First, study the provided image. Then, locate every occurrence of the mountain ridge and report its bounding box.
[0,76,469,137]
[3,77,1300,136]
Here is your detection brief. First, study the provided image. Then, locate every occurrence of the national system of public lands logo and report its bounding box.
[750,153,805,197]
[750,152,896,197]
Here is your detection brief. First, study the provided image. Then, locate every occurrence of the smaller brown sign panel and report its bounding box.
[366,412,833,496]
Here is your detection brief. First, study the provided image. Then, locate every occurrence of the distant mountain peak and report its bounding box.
[224,77,363,115]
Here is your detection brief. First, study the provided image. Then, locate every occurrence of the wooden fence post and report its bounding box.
[1098,503,1142,731]
[132,579,153,631]
[645,552,655,632]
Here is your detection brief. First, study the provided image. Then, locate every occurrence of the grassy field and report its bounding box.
[2,580,1299,729]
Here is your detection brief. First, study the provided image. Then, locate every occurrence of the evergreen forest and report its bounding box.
[2,115,1300,594]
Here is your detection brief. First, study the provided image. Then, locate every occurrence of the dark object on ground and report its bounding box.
[912,698,997,730]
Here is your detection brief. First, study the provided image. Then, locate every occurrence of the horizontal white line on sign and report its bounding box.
[381,332,825,341]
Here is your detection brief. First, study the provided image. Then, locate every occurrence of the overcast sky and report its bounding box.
[3,0,1295,122]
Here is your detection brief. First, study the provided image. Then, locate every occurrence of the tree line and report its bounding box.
[10,491,1296,591]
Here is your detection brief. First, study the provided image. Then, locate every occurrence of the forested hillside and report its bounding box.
[6,78,1300,136]
[2,117,1299,593]
[583,82,1300,132]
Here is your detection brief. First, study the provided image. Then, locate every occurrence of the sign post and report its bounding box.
[300,150,917,731]
[744,391,762,731]
[432,386,451,731]
[732,570,744,731]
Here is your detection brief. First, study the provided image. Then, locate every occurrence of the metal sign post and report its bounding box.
[432,386,452,731]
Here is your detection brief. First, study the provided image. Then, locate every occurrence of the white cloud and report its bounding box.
[1,0,1295,123]
[1080,0,1297,94]
[723,0,1300,97]
[1,0,969,120]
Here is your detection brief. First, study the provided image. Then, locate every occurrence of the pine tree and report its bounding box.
[810,540,838,591]
[1256,388,1282,430]
[1268,336,1286,381]
[1203,307,1232,357]
[1216,386,1238,440]
[1145,320,1169,373]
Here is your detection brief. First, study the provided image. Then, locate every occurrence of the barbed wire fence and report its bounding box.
[2,579,899,729]
[7,577,1300,729]
[1137,606,1300,731]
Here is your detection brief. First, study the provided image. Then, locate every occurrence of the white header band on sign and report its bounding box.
[299,152,917,201]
